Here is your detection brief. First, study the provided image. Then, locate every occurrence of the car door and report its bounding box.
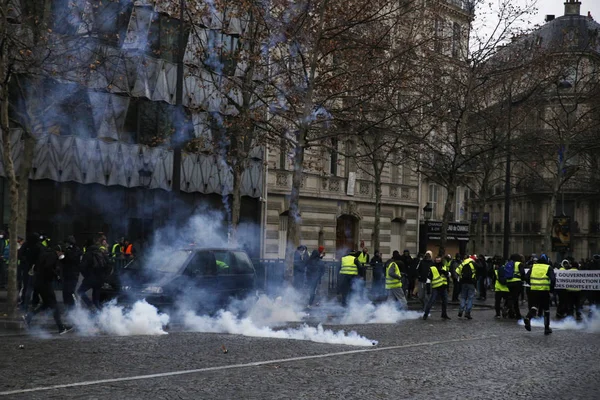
[213,250,256,301]
[181,251,219,312]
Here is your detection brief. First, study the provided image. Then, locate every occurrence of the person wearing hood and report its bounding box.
[62,236,82,309]
[77,234,109,310]
[563,260,583,321]
[370,250,385,301]
[306,247,326,307]
[399,250,412,296]
[22,244,73,334]
[523,254,556,335]
[19,233,45,310]
[415,251,434,311]
[293,245,308,291]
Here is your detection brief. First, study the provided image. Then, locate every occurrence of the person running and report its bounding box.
[22,244,73,334]
[523,254,556,335]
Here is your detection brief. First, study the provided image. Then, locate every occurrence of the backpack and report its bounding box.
[461,261,473,280]
[503,261,515,280]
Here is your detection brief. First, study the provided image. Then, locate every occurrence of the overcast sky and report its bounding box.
[534,0,600,23]
[470,0,600,49]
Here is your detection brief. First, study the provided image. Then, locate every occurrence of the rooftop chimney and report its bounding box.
[545,15,555,22]
[564,0,581,16]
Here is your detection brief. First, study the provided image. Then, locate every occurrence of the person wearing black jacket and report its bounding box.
[523,254,556,335]
[399,250,412,296]
[370,250,385,301]
[62,236,82,309]
[22,244,72,334]
[77,236,109,310]
[416,251,434,311]
[306,249,325,307]
[476,254,487,301]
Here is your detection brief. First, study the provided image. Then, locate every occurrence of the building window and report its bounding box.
[148,13,188,63]
[330,138,338,176]
[204,30,240,76]
[50,1,81,35]
[91,0,133,45]
[452,22,462,58]
[124,99,193,146]
[345,140,355,177]
[428,183,439,219]
[434,18,443,53]
[402,164,411,185]
[279,139,287,170]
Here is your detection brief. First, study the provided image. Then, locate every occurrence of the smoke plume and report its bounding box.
[68,300,169,336]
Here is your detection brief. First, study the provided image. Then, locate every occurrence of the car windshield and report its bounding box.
[145,249,192,274]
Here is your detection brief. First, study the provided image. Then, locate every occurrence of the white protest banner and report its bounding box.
[555,270,600,291]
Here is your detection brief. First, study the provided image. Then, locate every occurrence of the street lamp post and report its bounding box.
[420,202,433,254]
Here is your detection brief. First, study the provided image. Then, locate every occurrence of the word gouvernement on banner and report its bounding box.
[554,270,600,291]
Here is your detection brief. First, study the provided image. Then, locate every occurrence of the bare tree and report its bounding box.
[412,0,538,256]
[0,0,121,317]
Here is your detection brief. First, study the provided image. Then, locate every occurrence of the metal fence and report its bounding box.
[251,259,386,298]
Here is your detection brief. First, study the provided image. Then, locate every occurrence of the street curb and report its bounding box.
[0,318,26,332]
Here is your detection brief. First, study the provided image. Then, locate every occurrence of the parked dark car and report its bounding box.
[99,247,256,314]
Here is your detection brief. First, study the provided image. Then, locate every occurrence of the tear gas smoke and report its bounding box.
[339,300,422,325]
[182,310,377,346]
[68,300,169,336]
[517,307,600,333]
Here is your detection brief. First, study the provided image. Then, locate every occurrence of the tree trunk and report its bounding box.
[545,190,558,256]
[284,132,306,283]
[439,184,456,257]
[229,163,243,245]
[16,133,34,237]
[373,168,382,252]
[1,90,20,319]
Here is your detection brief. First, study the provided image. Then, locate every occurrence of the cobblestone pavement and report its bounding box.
[1,306,598,400]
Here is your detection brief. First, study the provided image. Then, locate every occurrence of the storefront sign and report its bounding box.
[424,221,470,241]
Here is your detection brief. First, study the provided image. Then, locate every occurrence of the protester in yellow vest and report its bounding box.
[386,252,407,309]
[357,248,369,281]
[338,249,362,307]
[523,254,556,335]
[423,257,451,320]
[493,264,510,319]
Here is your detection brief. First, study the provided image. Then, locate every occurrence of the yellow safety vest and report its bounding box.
[457,259,475,279]
[494,270,509,292]
[340,255,358,275]
[566,267,581,292]
[386,262,402,289]
[430,266,446,289]
[357,253,368,265]
[216,260,229,269]
[530,263,550,291]
[111,243,121,256]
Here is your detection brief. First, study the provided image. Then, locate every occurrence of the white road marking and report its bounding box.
[0,335,496,396]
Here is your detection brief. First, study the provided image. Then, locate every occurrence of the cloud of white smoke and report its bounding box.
[339,299,422,325]
[182,309,377,346]
[68,300,169,336]
[518,307,600,333]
